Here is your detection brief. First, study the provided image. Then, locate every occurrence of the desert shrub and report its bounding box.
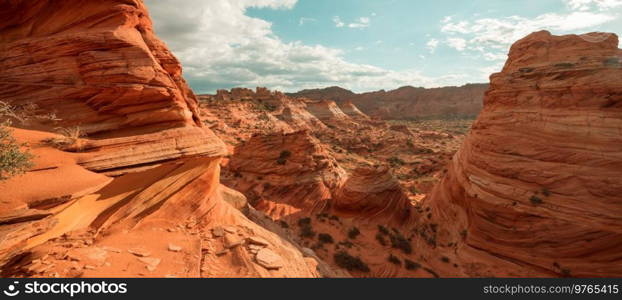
[424,267,440,278]
[375,233,387,246]
[441,256,450,263]
[347,227,360,239]
[542,188,551,197]
[530,195,543,205]
[276,150,292,165]
[298,217,311,226]
[389,231,412,254]
[300,226,315,238]
[279,220,289,229]
[318,233,334,244]
[554,62,574,68]
[44,126,86,152]
[377,225,390,235]
[334,251,370,272]
[279,150,292,159]
[388,254,401,266]
[404,259,421,271]
[298,217,315,238]
[0,124,33,181]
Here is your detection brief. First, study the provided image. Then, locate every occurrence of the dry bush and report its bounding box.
[44,126,87,152]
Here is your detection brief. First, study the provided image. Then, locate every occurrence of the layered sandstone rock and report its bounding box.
[339,100,370,120]
[225,131,347,218]
[0,0,324,278]
[426,31,622,277]
[289,84,488,120]
[305,100,351,122]
[333,166,413,226]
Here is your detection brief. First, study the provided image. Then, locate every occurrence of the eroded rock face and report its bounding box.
[306,100,351,122]
[333,166,413,226]
[339,101,370,120]
[0,0,324,278]
[225,131,347,218]
[426,31,622,277]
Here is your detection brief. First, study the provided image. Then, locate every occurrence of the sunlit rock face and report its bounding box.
[426,31,622,277]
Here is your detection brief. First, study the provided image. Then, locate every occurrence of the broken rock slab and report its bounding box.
[255,248,283,270]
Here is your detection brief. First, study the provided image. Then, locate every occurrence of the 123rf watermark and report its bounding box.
[2,280,127,297]
[483,284,620,296]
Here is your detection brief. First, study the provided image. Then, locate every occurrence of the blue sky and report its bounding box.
[145,0,622,93]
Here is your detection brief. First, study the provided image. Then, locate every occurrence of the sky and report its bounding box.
[144,0,622,94]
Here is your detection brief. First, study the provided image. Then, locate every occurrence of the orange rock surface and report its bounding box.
[425,31,622,277]
[0,0,329,278]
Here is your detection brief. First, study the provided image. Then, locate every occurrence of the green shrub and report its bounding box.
[298,217,311,226]
[375,233,387,246]
[377,225,390,235]
[318,233,334,244]
[0,124,33,181]
[441,256,450,263]
[300,225,315,238]
[347,227,360,239]
[404,259,421,271]
[276,150,291,165]
[530,195,543,205]
[389,231,412,254]
[334,251,370,272]
[279,150,292,159]
[388,254,401,266]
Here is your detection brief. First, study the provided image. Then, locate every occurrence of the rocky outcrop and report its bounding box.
[426,31,622,277]
[0,0,324,278]
[305,100,351,122]
[333,166,413,225]
[225,131,347,218]
[289,84,488,120]
[339,101,370,120]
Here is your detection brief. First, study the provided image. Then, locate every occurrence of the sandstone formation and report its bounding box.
[340,100,370,120]
[289,84,488,120]
[225,131,347,218]
[425,31,622,277]
[332,166,413,226]
[0,0,327,278]
[305,100,351,122]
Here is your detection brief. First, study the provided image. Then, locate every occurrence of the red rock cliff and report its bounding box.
[0,0,324,278]
[426,31,622,277]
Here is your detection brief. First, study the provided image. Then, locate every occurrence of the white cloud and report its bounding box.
[439,5,619,62]
[565,0,622,11]
[299,17,316,26]
[348,17,371,28]
[334,16,372,29]
[426,38,439,53]
[446,37,467,51]
[333,16,345,27]
[144,0,466,93]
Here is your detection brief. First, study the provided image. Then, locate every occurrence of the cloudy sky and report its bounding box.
[144,0,622,94]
